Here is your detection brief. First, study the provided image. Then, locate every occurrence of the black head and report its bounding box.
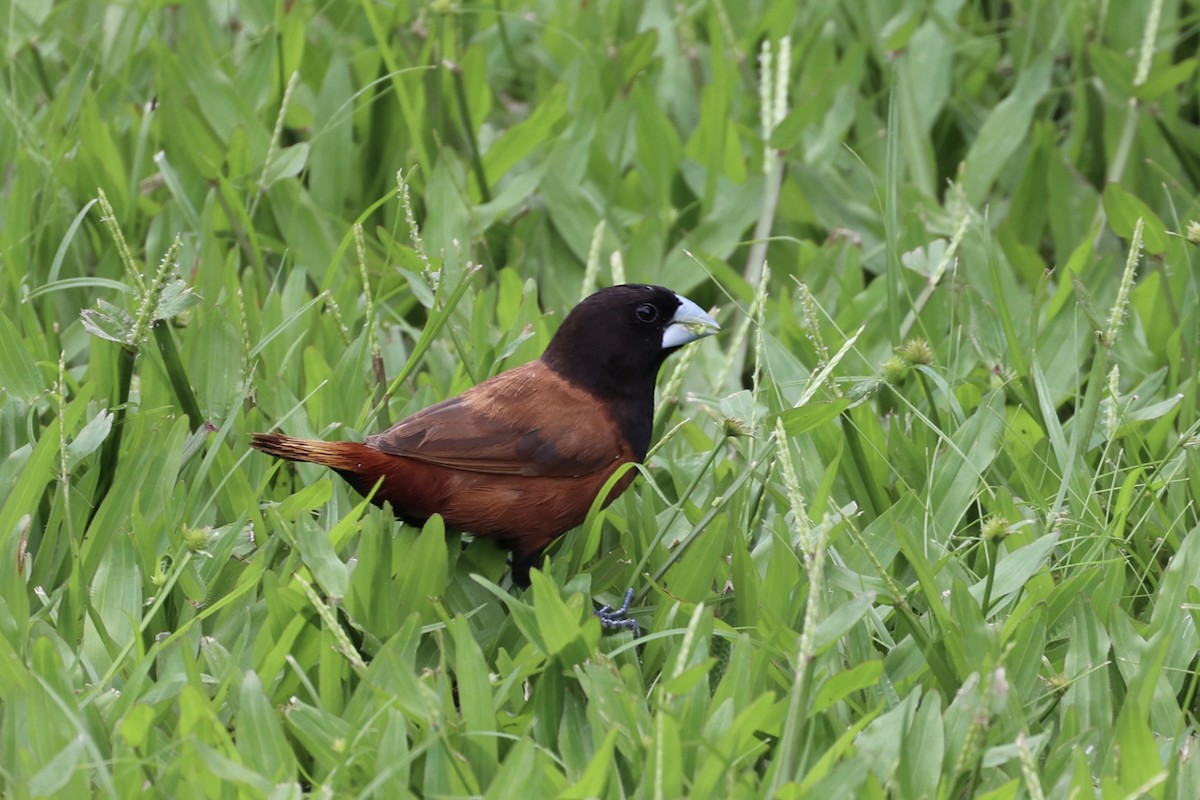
[540,284,719,403]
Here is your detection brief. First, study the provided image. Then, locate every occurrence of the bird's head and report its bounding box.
[541,284,720,399]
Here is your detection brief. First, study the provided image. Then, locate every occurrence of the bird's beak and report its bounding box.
[662,294,720,349]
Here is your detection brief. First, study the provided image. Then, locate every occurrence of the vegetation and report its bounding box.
[2,0,1199,796]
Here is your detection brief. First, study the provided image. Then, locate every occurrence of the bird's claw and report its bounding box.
[595,588,640,636]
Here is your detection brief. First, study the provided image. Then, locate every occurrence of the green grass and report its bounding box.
[2,0,1200,796]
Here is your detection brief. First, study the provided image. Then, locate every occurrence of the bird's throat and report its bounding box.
[605,393,654,462]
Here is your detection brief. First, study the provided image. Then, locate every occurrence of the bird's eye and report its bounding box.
[635,303,659,323]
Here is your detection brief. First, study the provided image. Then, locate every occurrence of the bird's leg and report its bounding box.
[510,547,544,589]
[596,588,640,636]
[510,543,640,636]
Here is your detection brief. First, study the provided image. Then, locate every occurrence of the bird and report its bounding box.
[250,284,719,630]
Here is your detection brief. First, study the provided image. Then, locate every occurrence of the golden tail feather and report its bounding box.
[249,433,371,471]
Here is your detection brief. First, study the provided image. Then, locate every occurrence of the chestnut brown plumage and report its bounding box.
[250,284,719,588]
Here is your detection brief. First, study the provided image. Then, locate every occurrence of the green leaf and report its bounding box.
[777,399,852,436]
[236,671,297,782]
[191,740,275,794]
[119,704,157,750]
[283,699,354,775]
[1102,182,1169,254]
[0,409,58,557]
[632,79,683,209]
[24,276,136,300]
[296,513,352,601]
[154,278,202,321]
[80,299,134,345]
[560,727,619,799]
[153,149,203,227]
[683,81,746,197]
[968,534,1059,610]
[962,56,1052,204]
[473,575,547,653]
[449,615,499,778]
[278,479,334,519]
[26,735,86,797]
[394,514,448,620]
[619,29,659,86]
[1134,58,1197,101]
[1063,605,1112,732]
[0,315,44,403]
[899,692,945,800]
[814,660,884,713]
[813,592,876,653]
[192,312,245,420]
[483,739,547,799]
[1115,697,1161,791]
[529,570,595,663]
[483,84,567,179]
[641,711,683,800]
[928,390,1006,542]
[1088,44,1135,98]
[66,409,113,469]
[263,142,310,186]
[662,658,717,696]
[86,529,141,669]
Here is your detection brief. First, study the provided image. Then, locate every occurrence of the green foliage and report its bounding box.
[2,0,1199,796]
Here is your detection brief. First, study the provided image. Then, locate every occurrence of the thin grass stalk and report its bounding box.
[299,576,368,676]
[153,324,204,430]
[89,344,134,526]
[796,283,831,379]
[728,38,789,382]
[250,70,300,218]
[916,369,945,434]
[322,292,354,346]
[398,168,435,281]
[981,530,1000,614]
[82,549,195,704]
[1053,218,1143,516]
[54,355,86,647]
[580,220,606,300]
[1100,0,1162,193]
[768,419,827,791]
[641,445,767,596]
[840,407,886,518]
[843,515,906,604]
[447,60,492,203]
[141,236,204,430]
[982,215,1034,404]
[609,249,626,285]
[736,263,773,533]
[1016,732,1046,800]
[883,79,903,341]
[653,335,701,433]
[899,200,970,341]
[365,262,480,429]
[951,668,1004,798]
[796,322,863,408]
[631,438,725,594]
[358,2,433,171]
[95,188,145,295]
[492,0,524,89]
[355,223,387,393]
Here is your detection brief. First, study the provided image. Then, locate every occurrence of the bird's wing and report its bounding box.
[365,362,627,477]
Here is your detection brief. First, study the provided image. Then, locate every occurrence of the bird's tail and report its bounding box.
[249,433,371,471]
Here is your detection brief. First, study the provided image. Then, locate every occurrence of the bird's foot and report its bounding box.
[596,588,640,636]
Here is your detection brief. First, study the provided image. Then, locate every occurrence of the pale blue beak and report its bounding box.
[662,294,720,349]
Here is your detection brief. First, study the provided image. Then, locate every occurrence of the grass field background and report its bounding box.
[2,0,1199,796]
